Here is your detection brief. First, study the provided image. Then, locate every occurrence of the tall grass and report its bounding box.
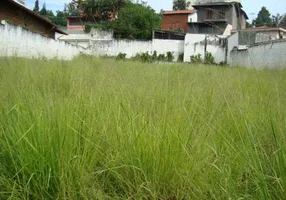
[0,56,286,199]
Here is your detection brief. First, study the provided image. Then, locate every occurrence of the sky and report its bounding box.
[26,0,286,21]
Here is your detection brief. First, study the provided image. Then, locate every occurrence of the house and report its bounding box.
[234,27,286,45]
[0,0,66,39]
[67,16,85,31]
[162,10,197,33]
[187,0,248,35]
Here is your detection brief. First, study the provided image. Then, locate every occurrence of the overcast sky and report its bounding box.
[26,0,286,21]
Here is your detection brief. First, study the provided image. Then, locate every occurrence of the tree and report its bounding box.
[253,7,272,27]
[173,0,190,10]
[82,0,132,21]
[64,3,78,16]
[279,14,286,28]
[112,2,161,40]
[33,0,39,13]
[39,2,47,16]
[271,13,282,27]
[51,11,68,27]
[246,21,253,28]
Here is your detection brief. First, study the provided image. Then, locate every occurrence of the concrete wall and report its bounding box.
[92,40,152,58]
[56,29,114,48]
[229,39,286,68]
[152,39,185,60]
[0,21,88,60]
[184,34,226,63]
[188,13,198,22]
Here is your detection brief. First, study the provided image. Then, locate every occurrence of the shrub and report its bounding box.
[166,51,174,62]
[177,53,184,62]
[204,52,215,65]
[190,53,203,64]
[116,53,127,60]
[152,51,158,61]
[158,54,167,61]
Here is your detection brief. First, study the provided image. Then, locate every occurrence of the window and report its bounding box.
[218,10,225,19]
[206,10,213,19]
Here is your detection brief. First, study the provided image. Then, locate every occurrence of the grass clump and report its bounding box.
[0,56,286,199]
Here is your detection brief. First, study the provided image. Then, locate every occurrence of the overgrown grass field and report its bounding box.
[0,57,286,199]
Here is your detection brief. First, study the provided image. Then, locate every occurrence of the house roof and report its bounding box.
[192,2,248,20]
[240,9,249,20]
[163,10,197,15]
[240,27,286,33]
[6,0,67,35]
[192,2,242,8]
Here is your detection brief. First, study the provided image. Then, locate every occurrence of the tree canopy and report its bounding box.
[33,0,39,13]
[112,2,161,40]
[279,14,286,28]
[32,0,161,39]
[253,7,272,27]
[173,0,190,10]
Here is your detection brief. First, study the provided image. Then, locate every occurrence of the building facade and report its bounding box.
[67,16,85,31]
[162,10,197,33]
[187,1,248,35]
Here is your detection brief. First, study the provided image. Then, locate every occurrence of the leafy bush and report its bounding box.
[116,53,127,60]
[158,54,167,61]
[166,51,174,62]
[205,52,215,65]
[177,53,184,62]
[152,51,158,61]
[190,53,203,64]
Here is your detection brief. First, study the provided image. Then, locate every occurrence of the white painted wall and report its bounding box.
[0,21,89,60]
[152,39,185,61]
[91,39,185,61]
[56,29,114,48]
[184,34,205,62]
[184,34,226,63]
[229,40,286,69]
[92,40,152,58]
[188,13,198,23]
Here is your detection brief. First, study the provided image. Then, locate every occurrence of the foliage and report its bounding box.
[39,2,48,16]
[166,51,174,62]
[279,14,286,28]
[204,52,215,65]
[177,53,184,62]
[112,2,161,40]
[33,0,39,13]
[253,7,272,27]
[52,11,69,27]
[64,2,79,16]
[173,0,190,10]
[271,13,282,27]
[69,0,131,21]
[116,52,127,60]
[157,54,167,61]
[114,51,174,63]
[83,1,161,40]
[84,22,113,33]
[1,57,286,199]
[246,21,253,28]
[190,53,202,64]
